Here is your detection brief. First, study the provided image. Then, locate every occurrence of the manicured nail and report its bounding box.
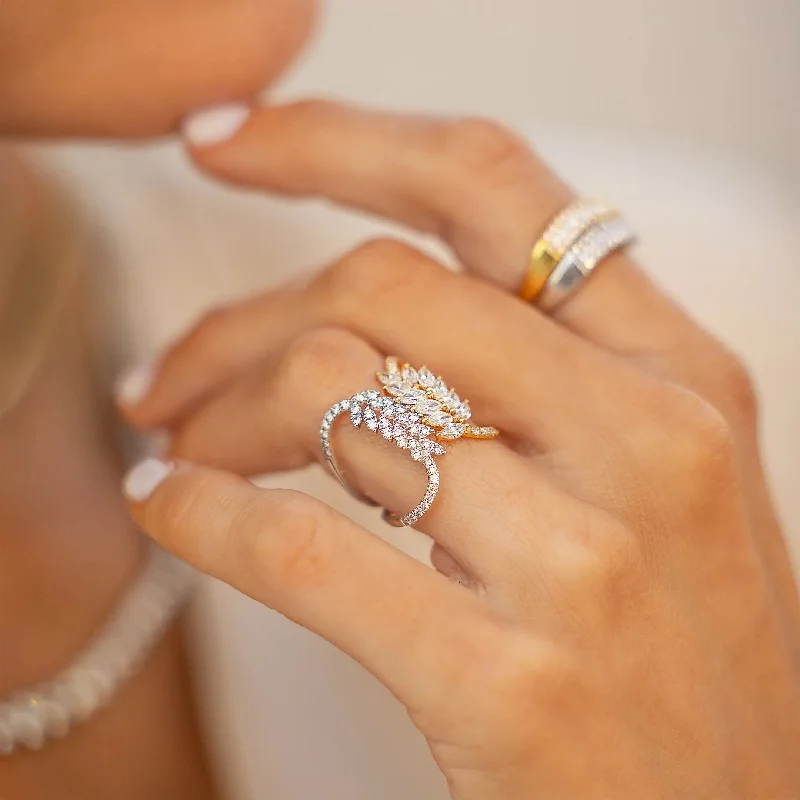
[182,103,251,146]
[115,362,157,407]
[123,458,175,502]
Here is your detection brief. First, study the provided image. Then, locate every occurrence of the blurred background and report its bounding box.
[27,1,799,797]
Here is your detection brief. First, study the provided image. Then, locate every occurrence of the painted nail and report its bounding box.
[115,362,157,407]
[123,458,175,502]
[182,103,251,146]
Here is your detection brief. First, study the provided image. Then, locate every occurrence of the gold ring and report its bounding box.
[519,199,618,303]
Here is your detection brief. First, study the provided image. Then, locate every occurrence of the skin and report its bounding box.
[117,104,800,797]
[0,0,314,796]
[0,0,317,137]
[0,0,798,796]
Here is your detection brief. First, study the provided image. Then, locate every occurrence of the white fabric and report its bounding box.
[36,129,799,799]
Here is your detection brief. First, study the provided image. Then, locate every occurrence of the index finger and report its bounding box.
[183,101,704,356]
[123,458,494,708]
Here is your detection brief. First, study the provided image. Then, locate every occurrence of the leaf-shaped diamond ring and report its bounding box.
[320,357,499,527]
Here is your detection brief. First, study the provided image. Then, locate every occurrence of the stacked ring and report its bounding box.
[320,357,499,527]
[519,199,635,310]
[536,216,635,312]
[519,199,617,302]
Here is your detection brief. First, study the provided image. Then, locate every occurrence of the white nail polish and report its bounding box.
[182,103,251,146]
[123,458,175,502]
[115,362,157,407]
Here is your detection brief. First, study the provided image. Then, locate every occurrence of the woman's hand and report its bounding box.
[119,102,800,798]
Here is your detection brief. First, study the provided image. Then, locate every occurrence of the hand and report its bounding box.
[120,102,800,798]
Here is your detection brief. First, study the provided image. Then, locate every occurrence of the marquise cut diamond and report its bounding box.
[431,380,449,400]
[416,399,442,416]
[424,410,452,427]
[385,380,413,396]
[439,422,467,439]
[399,389,426,405]
[417,367,436,388]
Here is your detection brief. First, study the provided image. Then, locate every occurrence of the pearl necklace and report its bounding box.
[0,543,195,754]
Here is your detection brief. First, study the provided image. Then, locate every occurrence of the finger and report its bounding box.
[185,102,768,431]
[118,284,305,427]
[167,326,544,584]
[181,101,800,632]
[132,100,733,436]
[186,100,569,290]
[180,100,800,652]
[123,458,495,708]
[126,239,637,453]
[185,101,714,359]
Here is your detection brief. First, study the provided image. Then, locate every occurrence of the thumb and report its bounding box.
[122,457,488,707]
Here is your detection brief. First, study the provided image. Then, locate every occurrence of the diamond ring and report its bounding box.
[519,199,634,309]
[320,357,499,527]
[536,216,635,311]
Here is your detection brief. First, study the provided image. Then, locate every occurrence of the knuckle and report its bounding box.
[276,326,366,390]
[318,238,430,310]
[490,636,560,697]
[559,516,644,610]
[679,400,738,478]
[656,386,740,497]
[483,637,580,749]
[435,117,535,182]
[192,305,232,341]
[712,347,759,423]
[246,490,340,590]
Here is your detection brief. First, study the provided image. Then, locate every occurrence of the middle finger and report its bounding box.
[129,238,635,452]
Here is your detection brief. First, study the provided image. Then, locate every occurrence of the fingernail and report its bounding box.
[123,458,175,502]
[115,362,157,407]
[182,103,251,146]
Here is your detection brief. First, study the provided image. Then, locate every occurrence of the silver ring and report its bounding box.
[320,359,499,527]
[537,217,635,312]
[320,391,441,527]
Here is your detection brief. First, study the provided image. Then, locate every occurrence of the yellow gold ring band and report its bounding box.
[520,199,618,303]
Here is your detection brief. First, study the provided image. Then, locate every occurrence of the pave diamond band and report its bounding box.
[537,217,635,312]
[320,358,499,527]
[520,199,617,303]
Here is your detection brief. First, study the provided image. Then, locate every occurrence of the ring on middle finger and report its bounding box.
[320,357,499,528]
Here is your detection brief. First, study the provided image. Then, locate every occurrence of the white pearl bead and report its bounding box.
[40,700,70,739]
[0,719,15,755]
[8,709,45,750]
[0,545,193,754]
